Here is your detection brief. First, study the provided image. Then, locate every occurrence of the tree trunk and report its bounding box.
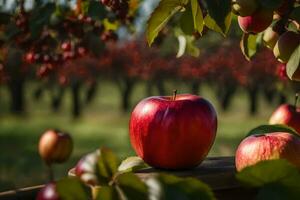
[121,78,135,112]
[217,84,236,111]
[5,48,25,115]
[8,79,25,114]
[190,81,200,95]
[51,87,65,112]
[146,80,153,97]
[247,87,259,115]
[221,86,236,111]
[156,78,165,96]
[71,82,81,118]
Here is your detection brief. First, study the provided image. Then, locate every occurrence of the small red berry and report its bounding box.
[61,42,72,51]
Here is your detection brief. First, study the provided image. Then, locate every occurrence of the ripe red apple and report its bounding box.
[238,9,273,34]
[38,130,73,164]
[75,150,100,186]
[273,31,300,63]
[24,52,35,64]
[61,42,72,51]
[36,182,60,200]
[232,0,258,17]
[269,104,300,133]
[235,132,300,171]
[129,93,217,169]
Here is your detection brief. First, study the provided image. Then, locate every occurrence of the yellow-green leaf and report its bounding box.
[191,0,204,34]
[287,44,300,81]
[146,0,188,46]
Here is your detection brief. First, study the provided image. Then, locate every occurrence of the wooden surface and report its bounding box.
[136,156,238,190]
[0,157,257,200]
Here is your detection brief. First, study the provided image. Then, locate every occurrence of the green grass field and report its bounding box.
[0,81,283,191]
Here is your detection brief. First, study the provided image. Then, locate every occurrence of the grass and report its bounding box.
[0,80,284,191]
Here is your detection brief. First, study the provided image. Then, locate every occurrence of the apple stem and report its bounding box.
[173,90,177,101]
[295,93,299,109]
[47,164,54,182]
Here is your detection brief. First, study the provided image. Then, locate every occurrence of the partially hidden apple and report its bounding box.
[273,31,300,63]
[238,9,273,34]
[129,93,217,169]
[75,150,100,186]
[269,104,300,133]
[38,129,73,164]
[36,182,60,200]
[235,132,300,171]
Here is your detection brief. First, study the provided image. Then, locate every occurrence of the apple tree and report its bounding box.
[0,0,139,116]
[146,0,300,81]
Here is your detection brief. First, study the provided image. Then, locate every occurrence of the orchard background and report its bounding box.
[0,0,299,193]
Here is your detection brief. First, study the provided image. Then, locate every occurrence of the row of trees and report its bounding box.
[0,39,294,117]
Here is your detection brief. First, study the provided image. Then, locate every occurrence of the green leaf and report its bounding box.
[88,1,107,20]
[147,174,216,200]
[186,36,200,57]
[191,0,204,34]
[256,183,300,200]
[246,124,299,138]
[202,0,232,35]
[146,0,188,46]
[56,177,89,200]
[259,0,283,10]
[290,6,300,24]
[240,33,258,60]
[236,160,300,187]
[204,12,232,36]
[179,5,194,35]
[97,147,120,185]
[117,173,148,200]
[95,186,120,200]
[118,156,148,172]
[287,44,300,81]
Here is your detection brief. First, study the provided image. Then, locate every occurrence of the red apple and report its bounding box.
[269,104,300,133]
[61,42,72,51]
[129,94,217,169]
[238,9,273,34]
[38,130,73,164]
[273,31,300,63]
[74,150,100,186]
[235,132,300,171]
[36,182,60,200]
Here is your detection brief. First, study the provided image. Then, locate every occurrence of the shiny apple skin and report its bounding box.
[36,182,60,200]
[75,150,100,186]
[38,130,73,164]
[129,94,217,169]
[235,132,300,171]
[269,104,300,134]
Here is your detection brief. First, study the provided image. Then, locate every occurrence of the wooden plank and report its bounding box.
[136,156,239,190]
